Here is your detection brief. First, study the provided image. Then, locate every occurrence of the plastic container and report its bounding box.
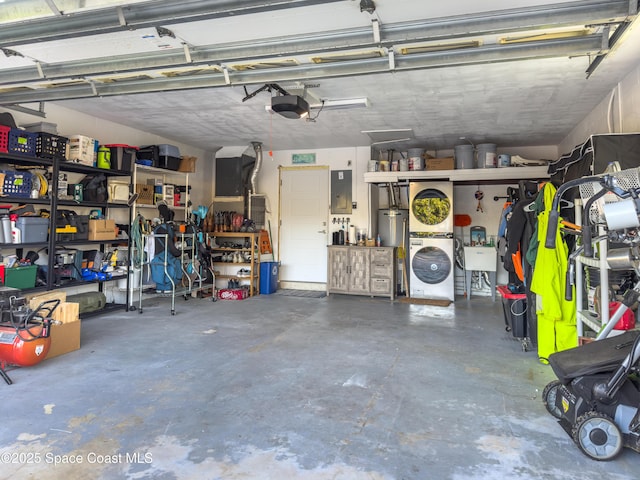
[497,285,527,338]
[4,265,38,289]
[476,143,497,168]
[1,170,33,197]
[96,146,111,169]
[105,144,137,172]
[260,261,279,294]
[35,132,68,160]
[67,135,98,166]
[454,144,475,169]
[497,154,511,168]
[16,217,49,243]
[8,129,37,156]
[138,144,181,170]
[22,122,58,134]
[0,125,11,153]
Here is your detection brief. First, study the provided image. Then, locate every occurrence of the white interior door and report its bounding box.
[279,166,329,284]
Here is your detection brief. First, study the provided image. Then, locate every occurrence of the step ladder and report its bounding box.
[259,229,272,254]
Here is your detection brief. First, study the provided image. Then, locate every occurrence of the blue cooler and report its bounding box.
[260,261,279,294]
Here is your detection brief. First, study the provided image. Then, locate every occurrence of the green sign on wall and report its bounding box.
[292,153,316,164]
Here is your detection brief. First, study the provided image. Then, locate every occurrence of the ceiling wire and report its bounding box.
[306,100,325,123]
[44,0,62,16]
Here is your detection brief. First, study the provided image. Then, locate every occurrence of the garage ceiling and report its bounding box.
[0,0,639,153]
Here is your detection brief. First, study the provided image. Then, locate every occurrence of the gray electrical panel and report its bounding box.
[331,170,352,214]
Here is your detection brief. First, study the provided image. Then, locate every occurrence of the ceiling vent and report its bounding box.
[271,95,310,119]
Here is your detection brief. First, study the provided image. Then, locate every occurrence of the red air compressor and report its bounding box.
[0,297,60,385]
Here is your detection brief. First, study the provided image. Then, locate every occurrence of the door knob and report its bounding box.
[318,230,326,234]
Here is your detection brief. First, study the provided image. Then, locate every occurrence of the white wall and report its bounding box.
[558,63,640,154]
[213,142,554,287]
[219,145,371,259]
[1,103,559,290]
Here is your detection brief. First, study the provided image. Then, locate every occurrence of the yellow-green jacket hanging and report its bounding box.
[530,183,577,362]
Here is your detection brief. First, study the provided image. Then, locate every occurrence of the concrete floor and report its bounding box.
[2,293,639,479]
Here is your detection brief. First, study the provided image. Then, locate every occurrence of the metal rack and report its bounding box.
[137,232,214,315]
[573,167,640,339]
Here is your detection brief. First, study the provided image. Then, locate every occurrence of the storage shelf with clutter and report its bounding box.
[205,229,261,299]
[0,115,134,318]
[132,162,191,223]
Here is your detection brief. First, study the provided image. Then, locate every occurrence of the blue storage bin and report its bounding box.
[260,261,279,294]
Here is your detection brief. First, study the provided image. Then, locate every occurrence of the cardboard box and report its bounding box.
[426,157,455,170]
[178,155,197,173]
[52,302,80,324]
[88,219,116,240]
[136,184,154,205]
[27,290,67,311]
[217,288,248,300]
[46,319,81,359]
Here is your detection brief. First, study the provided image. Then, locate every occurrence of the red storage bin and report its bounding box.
[0,125,10,153]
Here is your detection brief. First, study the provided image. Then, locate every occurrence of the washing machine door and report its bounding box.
[412,246,452,284]
[410,183,453,232]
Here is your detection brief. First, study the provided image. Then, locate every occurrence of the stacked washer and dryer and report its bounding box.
[409,182,455,301]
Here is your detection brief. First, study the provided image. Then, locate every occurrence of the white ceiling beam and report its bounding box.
[0,1,632,86]
[0,35,605,105]
[0,0,347,47]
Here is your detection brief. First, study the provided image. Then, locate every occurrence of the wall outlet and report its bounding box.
[352,202,357,209]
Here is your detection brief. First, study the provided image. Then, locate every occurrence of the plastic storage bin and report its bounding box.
[35,132,68,160]
[8,129,37,156]
[67,135,98,166]
[105,144,137,171]
[0,125,10,153]
[1,170,33,197]
[16,216,49,243]
[4,265,38,289]
[260,261,279,294]
[138,144,181,170]
[497,285,527,338]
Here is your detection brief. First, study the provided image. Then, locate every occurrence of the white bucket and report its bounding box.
[368,160,379,172]
[399,158,409,171]
[454,144,475,169]
[476,143,497,168]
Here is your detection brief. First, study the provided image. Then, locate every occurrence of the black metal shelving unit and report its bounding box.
[0,151,132,315]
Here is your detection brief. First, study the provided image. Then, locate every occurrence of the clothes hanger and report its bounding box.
[524,198,573,212]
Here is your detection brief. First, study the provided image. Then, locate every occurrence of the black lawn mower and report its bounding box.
[543,330,640,460]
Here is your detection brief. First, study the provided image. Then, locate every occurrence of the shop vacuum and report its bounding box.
[0,295,60,385]
[542,168,640,460]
